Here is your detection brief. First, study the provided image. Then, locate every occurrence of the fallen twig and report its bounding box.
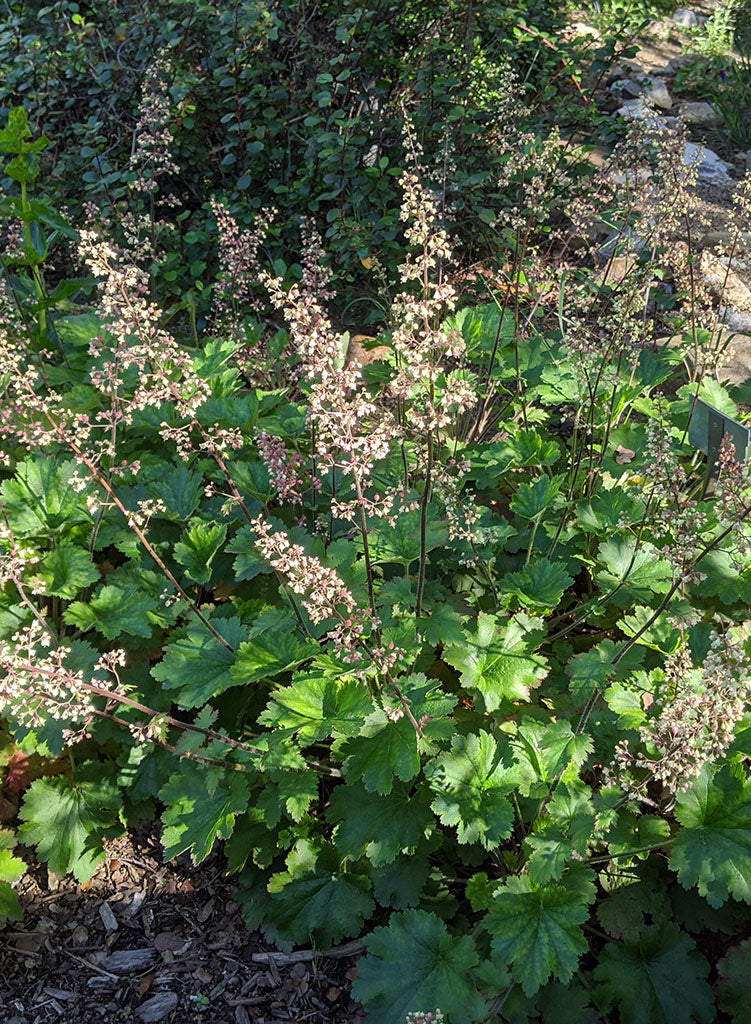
[251,939,365,964]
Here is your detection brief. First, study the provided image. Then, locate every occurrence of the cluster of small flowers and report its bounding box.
[120,208,178,266]
[262,271,343,376]
[1,218,26,262]
[211,200,276,325]
[252,517,370,657]
[433,459,479,543]
[300,218,335,303]
[331,487,419,527]
[371,640,409,676]
[641,422,708,585]
[129,52,180,188]
[714,434,751,568]
[0,622,97,741]
[256,431,305,504]
[308,364,397,483]
[0,523,40,587]
[405,1012,445,1024]
[78,226,211,419]
[611,633,751,794]
[670,242,720,374]
[642,421,686,501]
[570,112,703,263]
[387,124,466,438]
[0,326,62,456]
[125,498,166,530]
[497,128,568,236]
[439,369,477,420]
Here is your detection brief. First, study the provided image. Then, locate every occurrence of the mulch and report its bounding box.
[0,829,365,1024]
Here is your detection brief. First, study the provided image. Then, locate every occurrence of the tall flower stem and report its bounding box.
[415,430,434,621]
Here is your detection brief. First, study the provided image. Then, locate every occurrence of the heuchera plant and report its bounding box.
[1,100,751,1024]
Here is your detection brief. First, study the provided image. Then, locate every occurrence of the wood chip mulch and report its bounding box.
[0,830,366,1024]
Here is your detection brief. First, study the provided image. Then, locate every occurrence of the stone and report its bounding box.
[634,74,673,109]
[678,100,718,126]
[665,55,696,75]
[569,21,602,39]
[683,142,734,185]
[597,226,649,265]
[719,332,751,386]
[701,254,751,335]
[609,78,642,98]
[722,308,751,333]
[647,19,673,41]
[616,98,657,122]
[673,8,699,28]
[699,230,734,251]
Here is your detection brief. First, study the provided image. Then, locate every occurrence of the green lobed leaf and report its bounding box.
[0,830,24,921]
[593,923,714,1024]
[502,557,574,612]
[370,851,432,910]
[425,730,516,849]
[422,603,467,648]
[353,909,486,1024]
[605,812,671,859]
[36,540,100,599]
[339,675,454,794]
[341,712,420,794]
[484,869,596,996]
[595,539,672,605]
[525,825,574,884]
[510,474,565,520]
[265,841,374,947]
[18,771,123,882]
[671,764,751,908]
[567,642,617,699]
[328,782,434,866]
[717,940,751,1024]
[148,463,204,520]
[444,612,548,713]
[512,719,593,798]
[174,520,227,584]
[231,610,316,685]
[367,506,446,567]
[160,762,250,865]
[65,580,159,639]
[226,524,266,582]
[597,880,670,943]
[259,671,372,744]
[576,488,641,533]
[0,456,91,537]
[151,615,245,708]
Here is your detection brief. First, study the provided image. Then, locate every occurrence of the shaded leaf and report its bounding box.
[151,616,245,708]
[503,557,573,612]
[36,541,100,599]
[593,923,714,1024]
[484,869,595,996]
[353,909,485,1024]
[174,520,227,584]
[160,763,250,865]
[328,783,434,866]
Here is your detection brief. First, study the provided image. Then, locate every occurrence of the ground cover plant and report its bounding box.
[2,3,751,1023]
